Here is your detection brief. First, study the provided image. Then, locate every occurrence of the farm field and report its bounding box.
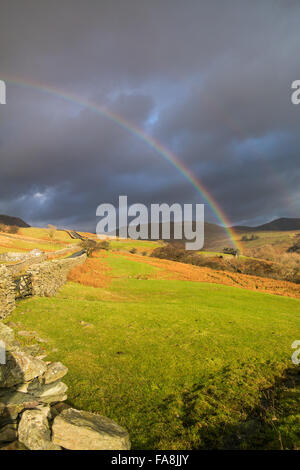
[6,249,300,450]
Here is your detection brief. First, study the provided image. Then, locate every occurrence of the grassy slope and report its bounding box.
[19,227,73,242]
[199,228,300,253]
[7,252,300,449]
[0,228,80,253]
[239,230,300,253]
[109,239,162,253]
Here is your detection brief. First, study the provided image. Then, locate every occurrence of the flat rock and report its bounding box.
[52,407,130,450]
[27,380,68,399]
[0,348,47,387]
[17,330,35,338]
[42,362,68,384]
[80,321,93,328]
[38,393,68,404]
[18,408,61,450]
[0,391,39,420]
[36,354,47,360]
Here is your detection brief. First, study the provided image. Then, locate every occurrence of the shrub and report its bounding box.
[152,243,300,284]
[223,247,240,256]
[151,244,185,261]
[241,234,259,242]
[287,237,300,253]
[80,239,100,257]
[151,243,207,266]
[98,240,110,251]
[7,225,19,234]
[0,224,19,234]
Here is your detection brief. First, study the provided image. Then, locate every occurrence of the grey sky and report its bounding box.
[0,0,299,230]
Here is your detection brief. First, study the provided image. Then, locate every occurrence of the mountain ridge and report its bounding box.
[233,217,300,232]
[0,214,30,228]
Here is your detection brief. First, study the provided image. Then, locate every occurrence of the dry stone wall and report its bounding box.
[6,254,48,276]
[0,254,86,318]
[0,323,130,450]
[4,245,77,276]
[0,251,41,262]
[0,252,131,450]
[28,255,86,297]
[0,246,76,263]
[0,267,16,320]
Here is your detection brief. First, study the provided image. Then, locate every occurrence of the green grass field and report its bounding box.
[6,252,300,449]
[109,239,162,253]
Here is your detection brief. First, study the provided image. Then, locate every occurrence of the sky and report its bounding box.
[0,0,299,231]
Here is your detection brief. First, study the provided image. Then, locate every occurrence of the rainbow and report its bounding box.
[2,75,241,250]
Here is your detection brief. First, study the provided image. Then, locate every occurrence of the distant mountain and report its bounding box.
[233,217,300,232]
[0,214,30,228]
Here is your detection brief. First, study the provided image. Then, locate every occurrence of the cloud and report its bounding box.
[0,0,299,230]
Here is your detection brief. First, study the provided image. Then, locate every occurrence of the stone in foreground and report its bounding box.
[0,422,18,443]
[0,391,39,420]
[27,379,68,399]
[0,348,47,388]
[42,362,68,384]
[52,408,130,450]
[18,408,61,450]
[0,440,28,450]
[0,323,15,344]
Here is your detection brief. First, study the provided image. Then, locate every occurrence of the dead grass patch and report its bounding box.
[67,256,111,288]
[122,253,300,299]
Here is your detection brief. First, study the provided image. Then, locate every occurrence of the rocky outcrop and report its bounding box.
[0,322,130,450]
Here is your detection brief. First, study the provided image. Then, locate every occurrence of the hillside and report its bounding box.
[112,217,300,252]
[1,227,300,449]
[114,221,235,251]
[6,249,300,450]
[234,217,300,232]
[0,214,30,228]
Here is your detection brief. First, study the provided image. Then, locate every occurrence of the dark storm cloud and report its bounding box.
[0,0,299,230]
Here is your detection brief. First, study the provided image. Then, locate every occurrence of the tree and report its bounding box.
[47,224,57,239]
[80,239,99,257]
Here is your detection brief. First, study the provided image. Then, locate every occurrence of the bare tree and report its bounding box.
[47,224,57,239]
